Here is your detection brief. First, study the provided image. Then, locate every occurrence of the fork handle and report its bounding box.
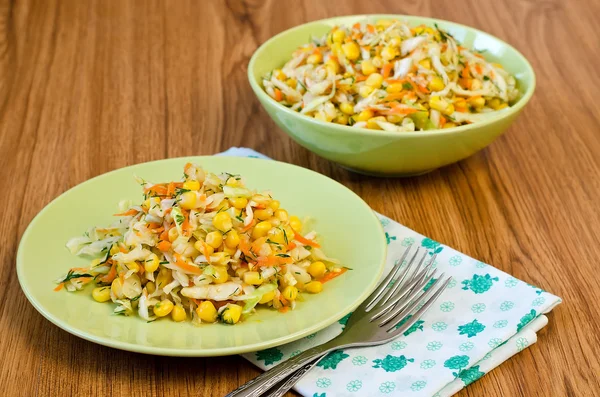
[263,357,325,397]
[225,343,335,397]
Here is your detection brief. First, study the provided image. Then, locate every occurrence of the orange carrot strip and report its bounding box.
[320,268,348,283]
[174,254,203,275]
[381,63,393,79]
[291,229,321,248]
[241,219,256,233]
[417,84,430,94]
[99,262,117,283]
[286,242,297,250]
[166,182,176,197]
[113,209,139,217]
[157,240,171,252]
[274,88,283,102]
[278,306,290,313]
[54,283,65,292]
[366,24,375,33]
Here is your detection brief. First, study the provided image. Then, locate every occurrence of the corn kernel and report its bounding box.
[359,85,374,98]
[289,216,302,232]
[367,116,385,130]
[274,209,289,222]
[356,109,374,122]
[208,265,229,284]
[308,261,327,278]
[229,197,248,210]
[386,114,404,124]
[171,305,187,322]
[419,58,432,69]
[269,200,280,210]
[386,83,404,93]
[331,42,343,57]
[194,240,213,256]
[259,290,276,304]
[371,56,383,68]
[335,115,349,125]
[365,73,384,88]
[376,19,394,28]
[146,281,156,294]
[243,271,263,285]
[252,221,272,239]
[254,208,274,221]
[282,285,298,301]
[305,281,323,294]
[342,42,360,61]
[205,231,223,249]
[220,304,242,324]
[273,69,286,80]
[339,102,354,115]
[307,52,323,65]
[168,227,179,242]
[179,191,197,210]
[92,286,111,302]
[468,96,486,108]
[325,58,339,75]
[389,37,402,47]
[111,278,123,299]
[332,29,346,43]
[156,267,172,289]
[428,76,445,92]
[225,230,241,248]
[213,212,232,232]
[183,180,200,191]
[285,78,297,88]
[443,122,457,129]
[381,46,397,61]
[196,301,218,323]
[267,228,286,245]
[487,98,502,110]
[124,261,139,273]
[429,96,455,115]
[361,60,376,75]
[145,253,159,273]
[471,79,482,91]
[154,300,174,317]
[314,112,327,122]
[142,197,161,211]
[110,244,120,255]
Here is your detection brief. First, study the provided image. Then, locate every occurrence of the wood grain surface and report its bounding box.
[1,0,598,396]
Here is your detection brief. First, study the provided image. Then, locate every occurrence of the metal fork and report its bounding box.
[226,246,452,397]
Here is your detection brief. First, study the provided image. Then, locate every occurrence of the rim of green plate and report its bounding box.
[16,156,387,356]
[248,14,536,138]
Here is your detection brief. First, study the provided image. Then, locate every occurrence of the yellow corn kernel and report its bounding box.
[380,46,397,61]
[470,79,482,91]
[386,83,404,93]
[274,209,289,222]
[207,265,228,284]
[492,63,504,70]
[305,281,323,294]
[171,305,187,322]
[424,27,434,35]
[339,102,354,115]
[285,78,297,88]
[307,52,322,65]
[254,208,274,221]
[356,109,374,122]
[110,244,120,255]
[419,58,432,70]
[367,116,385,130]
[146,281,156,294]
[468,96,486,108]
[325,58,340,75]
[371,56,383,68]
[194,240,214,256]
[429,96,455,116]
[342,42,360,61]
[389,37,402,48]
[282,285,299,301]
[225,230,241,248]
[386,114,404,124]
[332,29,346,43]
[183,180,200,191]
[154,300,174,317]
[92,286,111,302]
[205,231,223,249]
[361,60,376,75]
[111,278,123,299]
[179,191,197,210]
[331,42,343,57]
[145,253,159,273]
[235,267,248,278]
[487,98,504,110]
[496,103,508,110]
[414,26,425,35]
[443,122,457,129]
[259,290,276,304]
[289,216,302,232]
[213,212,232,232]
[142,197,161,211]
[220,304,242,324]
[269,200,280,210]
[196,301,218,323]
[229,197,248,210]
[125,261,139,273]
[156,267,172,289]
[168,227,179,242]
[252,221,272,239]
[267,228,286,245]
[273,69,286,80]
[222,245,236,256]
[376,19,394,28]
[366,73,384,88]
[244,271,263,285]
[335,115,349,125]
[359,85,374,98]
[308,261,327,278]
[428,76,445,92]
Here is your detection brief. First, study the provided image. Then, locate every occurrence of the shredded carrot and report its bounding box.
[287,242,297,250]
[119,245,128,254]
[382,63,393,79]
[54,283,65,292]
[383,92,406,102]
[147,222,162,229]
[278,306,290,313]
[202,241,212,263]
[474,64,483,74]
[439,115,447,127]
[352,22,360,30]
[113,209,138,217]
[241,219,256,233]
[366,24,375,33]
[383,105,419,115]
[166,182,176,197]
[144,184,168,196]
[461,64,470,79]
[274,88,283,102]
[99,262,117,283]
[354,75,367,82]
[159,228,169,242]
[157,240,171,252]
[291,229,321,248]
[257,255,279,267]
[417,84,430,94]
[320,268,348,283]
[174,254,203,274]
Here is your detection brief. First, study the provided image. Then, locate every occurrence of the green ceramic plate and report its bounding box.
[17,156,386,356]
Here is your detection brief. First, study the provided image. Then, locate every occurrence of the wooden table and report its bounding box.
[1,0,598,395]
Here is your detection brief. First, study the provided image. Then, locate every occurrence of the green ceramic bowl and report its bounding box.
[17,156,386,356]
[248,15,536,176]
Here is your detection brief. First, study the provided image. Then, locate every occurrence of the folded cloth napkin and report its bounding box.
[218,147,562,397]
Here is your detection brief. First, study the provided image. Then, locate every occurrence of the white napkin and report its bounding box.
[219,147,562,397]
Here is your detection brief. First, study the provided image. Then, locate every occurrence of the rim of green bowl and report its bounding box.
[248,14,536,138]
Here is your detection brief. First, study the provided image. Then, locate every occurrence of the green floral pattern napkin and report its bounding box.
[219,148,562,397]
